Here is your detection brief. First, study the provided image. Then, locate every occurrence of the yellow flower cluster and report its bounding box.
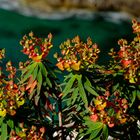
[0,84,25,117]
[55,36,100,71]
[0,61,25,117]
[110,19,140,84]
[20,32,53,62]
[0,49,5,60]
[10,124,46,140]
[90,91,129,128]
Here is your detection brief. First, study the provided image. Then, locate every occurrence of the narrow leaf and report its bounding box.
[21,62,34,76]
[84,77,98,96]
[62,74,76,98]
[39,62,48,77]
[0,117,4,125]
[21,62,37,83]
[77,75,88,107]
[92,137,100,140]
[32,64,39,80]
[45,77,52,88]
[1,123,8,140]
[84,77,92,87]
[102,124,108,140]
[112,83,119,92]
[7,119,14,129]
[64,73,73,82]
[29,80,37,94]
[39,63,52,87]
[130,90,137,107]
[84,82,99,96]
[85,119,103,130]
[37,68,42,94]
[37,69,43,86]
[71,87,79,104]
[89,127,102,140]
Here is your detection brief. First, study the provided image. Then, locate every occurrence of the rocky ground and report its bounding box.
[0,0,133,21]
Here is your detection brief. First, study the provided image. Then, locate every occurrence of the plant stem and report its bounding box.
[58,96,64,140]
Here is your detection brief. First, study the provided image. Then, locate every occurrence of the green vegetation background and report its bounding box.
[0,9,133,67]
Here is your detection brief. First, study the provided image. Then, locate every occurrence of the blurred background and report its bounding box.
[0,0,139,67]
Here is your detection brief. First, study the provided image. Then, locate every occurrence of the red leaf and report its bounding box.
[26,76,37,94]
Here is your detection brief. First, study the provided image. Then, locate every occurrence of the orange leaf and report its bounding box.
[45,99,53,111]
[26,76,34,90]
[26,76,37,94]
[29,80,37,94]
[20,86,25,92]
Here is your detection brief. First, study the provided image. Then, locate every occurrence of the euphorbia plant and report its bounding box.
[0,50,25,139]
[0,19,140,140]
[0,32,62,140]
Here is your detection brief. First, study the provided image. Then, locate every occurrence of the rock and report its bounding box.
[20,0,140,17]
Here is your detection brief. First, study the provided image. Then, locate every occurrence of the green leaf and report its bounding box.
[7,119,14,129]
[37,82,41,97]
[32,64,39,80]
[0,117,4,125]
[83,120,103,140]
[84,77,92,87]
[37,68,43,87]
[64,73,73,82]
[130,90,137,107]
[84,78,98,96]
[1,122,8,140]
[15,126,20,133]
[96,86,106,92]
[108,108,114,117]
[45,77,52,88]
[65,88,78,106]
[66,98,73,106]
[77,75,88,107]
[84,129,93,136]
[38,63,52,87]
[21,62,37,83]
[39,62,49,79]
[92,137,100,140]
[86,121,103,130]
[112,83,119,92]
[21,62,34,76]
[71,87,79,105]
[62,74,76,98]
[89,127,102,140]
[37,68,42,95]
[91,122,103,131]
[102,124,108,140]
